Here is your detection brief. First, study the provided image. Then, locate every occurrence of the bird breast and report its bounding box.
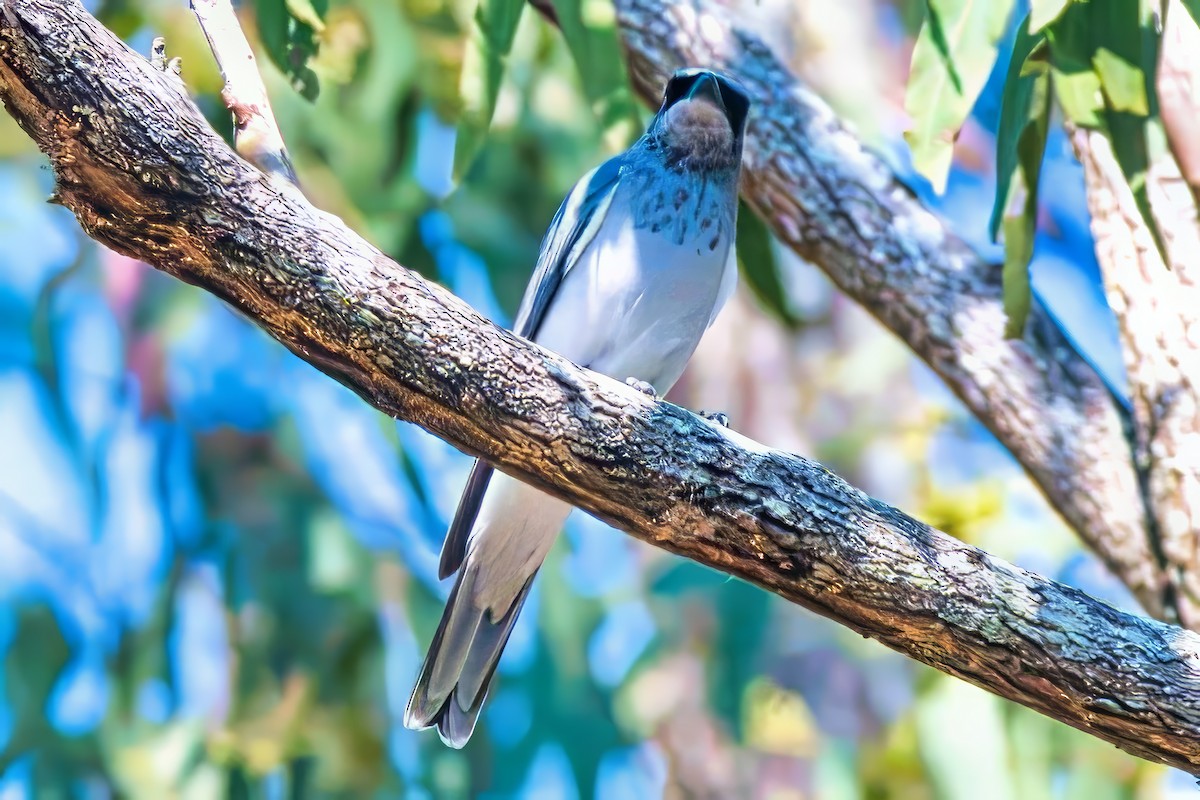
[532,180,734,392]
[665,100,734,163]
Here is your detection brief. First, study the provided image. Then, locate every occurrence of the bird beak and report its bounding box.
[685,72,726,112]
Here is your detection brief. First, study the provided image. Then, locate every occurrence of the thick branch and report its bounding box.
[611,0,1168,620]
[1071,126,1200,629]
[1158,0,1200,197]
[2,0,1200,773]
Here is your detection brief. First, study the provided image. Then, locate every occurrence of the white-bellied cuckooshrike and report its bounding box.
[405,68,751,747]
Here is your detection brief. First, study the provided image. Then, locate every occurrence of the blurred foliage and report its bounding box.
[992,13,1049,338]
[255,0,327,100]
[0,0,1181,797]
[904,0,1014,193]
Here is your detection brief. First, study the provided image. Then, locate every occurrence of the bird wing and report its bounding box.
[512,155,625,339]
[436,155,625,580]
[708,234,739,330]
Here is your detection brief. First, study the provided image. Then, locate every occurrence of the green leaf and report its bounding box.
[255,0,324,101]
[1110,112,1169,263]
[1000,66,1050,338]
[1029,0,1071,31]
[1045,0,1146,127]
[1092,46,1149,115]
[0,606,71,773]
[476,0,525,52]
[452,0,526,180]
[286,0,326,32]
[1046,0,1168,263]
[990,14,1046,240]
[548,0,641,132]
[1002,216,1034,338]
[1053,68,1105,125]
[916,678,1016,800]
[904,0,1016,193]
[735,201,801,329]
[1180,0,1200,32]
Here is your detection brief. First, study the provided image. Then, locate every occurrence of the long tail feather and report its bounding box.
[404,564,536,748]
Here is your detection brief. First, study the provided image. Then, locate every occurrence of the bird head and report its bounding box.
[651,68,750,173]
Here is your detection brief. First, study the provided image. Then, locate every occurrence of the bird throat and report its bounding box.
[663,99,737,172]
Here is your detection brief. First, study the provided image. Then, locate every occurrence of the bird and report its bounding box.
[404,68,751,748]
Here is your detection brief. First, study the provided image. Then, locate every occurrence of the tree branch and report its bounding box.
[1158,0,1200,199]
[611,0,1173,621]
[2,0,1200,772]
[190,0,299,188]
[1070,125,1200,629]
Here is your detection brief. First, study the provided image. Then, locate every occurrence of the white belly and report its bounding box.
[532,204,732,392]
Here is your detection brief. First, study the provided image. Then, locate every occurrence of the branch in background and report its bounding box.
[611,0,1175,621]
[190,0,299,187]
[1158,0,1200,198]
[2,0,1200,773]
[1071,125,1200,629]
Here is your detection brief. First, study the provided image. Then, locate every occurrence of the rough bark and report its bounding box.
[1071,125,1200,630]
[612,0,1171,621]
[1159,0,1200,197]
[2,0,1200,773]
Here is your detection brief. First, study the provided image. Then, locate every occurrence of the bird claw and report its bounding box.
[150,37,166,69]
[700,410,730,427]
[149,37,183,76]
[624,377,658,399]
[150,37,168,69]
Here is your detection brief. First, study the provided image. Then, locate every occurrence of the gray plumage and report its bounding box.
[404,69,751,747]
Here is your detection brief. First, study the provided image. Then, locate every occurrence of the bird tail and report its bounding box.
[406,472,569,747]
[403,562,536,748]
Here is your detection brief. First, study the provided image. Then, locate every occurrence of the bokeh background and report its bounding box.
[0,0,1186,797]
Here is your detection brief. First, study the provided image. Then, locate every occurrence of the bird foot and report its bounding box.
[699,410,730,427]
[149,37,183,75]
[624,378,658,399]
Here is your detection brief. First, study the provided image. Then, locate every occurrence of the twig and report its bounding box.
[190,0,299,189]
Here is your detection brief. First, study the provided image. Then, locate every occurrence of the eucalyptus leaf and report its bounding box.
[904,0,1016,192]
[1000,68,1050,339]
[549,0,641,130]
[736,201,801,329]
[453,0,526,180]
[254,0,324,100]
[286,0,327,32]
[1110,113,1169,264]
[990,14,1046,240]
[1002,216,1034,339]
[1046,0,1168,264]
[1180,0,1200,31]
[1048,64,1104,127]
[1029,0,1071,31]
[1044,0,1146,126]
[1092,47,1149,115]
